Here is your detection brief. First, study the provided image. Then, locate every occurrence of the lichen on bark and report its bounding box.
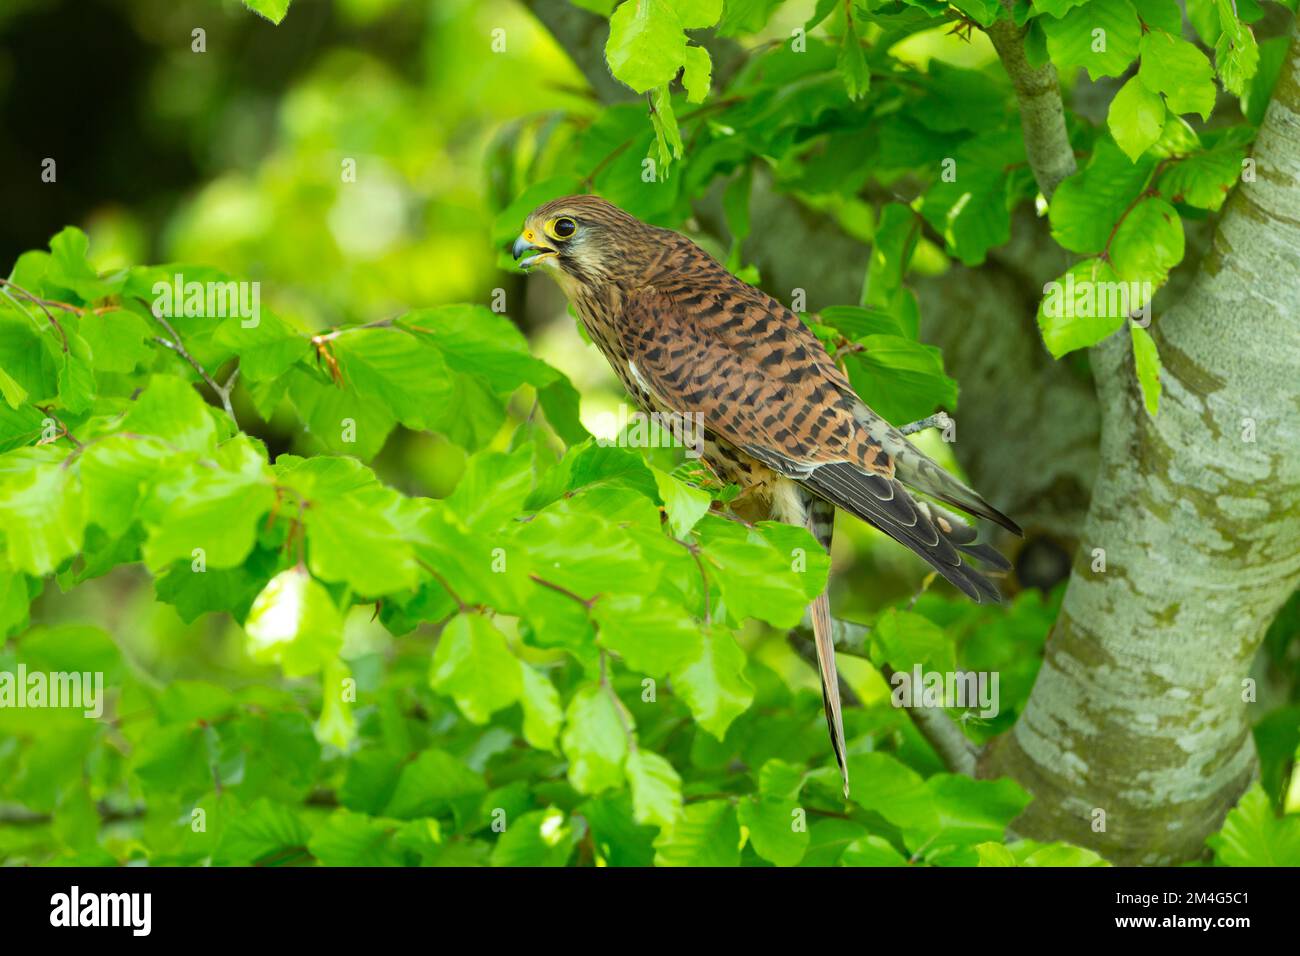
[982,20,1300,864]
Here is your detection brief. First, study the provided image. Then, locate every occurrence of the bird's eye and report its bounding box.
[549,217,577,240]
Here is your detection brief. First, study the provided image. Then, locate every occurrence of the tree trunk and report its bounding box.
[981,20,1300,864]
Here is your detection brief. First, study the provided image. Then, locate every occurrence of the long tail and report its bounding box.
[803,494,849,797]
[810,588,849,797]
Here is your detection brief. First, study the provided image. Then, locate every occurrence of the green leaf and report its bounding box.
[581,794,658,866]
[78,439,167,541]
[154,546,276,625]
[1107,76,1166,161]
[308,810,404,866]
[912,775,1032,849]
[79,309,154,373]
[215,798,311,865]
[287,458,420,596]
[430,613,524,724]
[244,567,344,677]
[738,796,809,866]
[1158,134,1248,210]
[1130,323,1161,417]
[1242,34,1289,126]
[652,467,712,540]
[0,367,25,409]
[654,799,741,866]
[121,373,218,453]
[758,758,808,800]
[1041,0,1142,80]
[1014,839,1111,866]
[874,608,956,673]
[594,592,704,677]
[1037,258,1129,358]
[45,227,122,302]
[681,45,712,103]
[843,335,959,425]
[315,659,357,751]
[845,752,937,831]
[1130,0,1182,31]
[1214,0,1259,97]
[837,16,870,101]
[519,665,564,752]
[606,0,689,94]
[242,0,292,24]
[513,505,647,601]
[863,203,920,311]
[382,749,486,822]
[444,445,534,534]
[649,86,684,168]
[698,518,828,628]
[919,128,1022,266]
[818,305,908,340]
[1109,197,1185,289]
[332,327,453,432]
[1207,784,1300,866]
[490,807,581,866]
[561,684,630,794]
[673,624,755,738]
[140,438,275,572]
[1138,32,1216,119]
[975,841,1018,866]
[1049,139,1155,254]
[841,835,910,866]
[626,750,684,829]
[950,0,999,25]
[286,369,394,461]
[0,452,85,575]
[676,0,723,27]
[802,818,872,865]
[718,0,783,35]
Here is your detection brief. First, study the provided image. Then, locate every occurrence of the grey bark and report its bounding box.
[982,18,1300,864]
[986,12,1078,200]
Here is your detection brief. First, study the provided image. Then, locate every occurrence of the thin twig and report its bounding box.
[600,651,637,753]
[1,280,69,352]
[674,536,712,625]
[34,405,83,450]
[879,663,979,777]
[148,307,240,426]
[529,574,600,609]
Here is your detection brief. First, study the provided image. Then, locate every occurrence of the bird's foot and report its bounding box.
[898,411,953,437]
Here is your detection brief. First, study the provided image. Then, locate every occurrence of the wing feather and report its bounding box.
[615,285,1009,603]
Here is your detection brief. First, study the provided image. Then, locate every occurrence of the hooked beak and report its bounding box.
[512,231,556,269]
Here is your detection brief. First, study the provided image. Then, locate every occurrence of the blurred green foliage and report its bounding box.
[0,0,1297,867]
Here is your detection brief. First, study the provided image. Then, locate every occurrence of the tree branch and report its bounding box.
[149,308,239,427]
[986,4,1077,199]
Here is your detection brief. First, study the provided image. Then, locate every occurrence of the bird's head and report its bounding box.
[511,195,651,289]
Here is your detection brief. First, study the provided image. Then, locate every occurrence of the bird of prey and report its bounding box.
[512,195,1020,795]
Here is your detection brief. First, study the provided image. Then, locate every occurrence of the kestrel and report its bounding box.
[512,195,1020,795]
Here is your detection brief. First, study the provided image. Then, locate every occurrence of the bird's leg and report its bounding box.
[898,411,953,437]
